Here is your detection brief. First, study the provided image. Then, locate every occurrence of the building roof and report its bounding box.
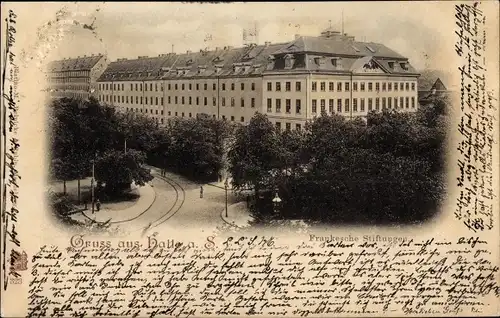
[418,69,452,91]
[48,54,105,72]
[97,30,418,82]
[272,36,406,59]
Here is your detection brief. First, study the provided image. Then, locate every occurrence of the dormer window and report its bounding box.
[331,58,338,67]
[400,62,408,70]
[186,59,193,66]
[215,65,222,73]
[366,45,376,53]
[388,61,395,69]
[284,54,295,69]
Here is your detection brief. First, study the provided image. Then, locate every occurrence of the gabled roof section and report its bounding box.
[48,55,105,72]
[271,36,406,59]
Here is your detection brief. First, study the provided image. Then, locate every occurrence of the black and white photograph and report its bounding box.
[43,3,453,236]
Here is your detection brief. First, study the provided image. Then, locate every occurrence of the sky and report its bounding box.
[6,2,475,72]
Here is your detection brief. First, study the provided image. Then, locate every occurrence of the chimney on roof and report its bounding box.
[187,50,192,54]
[265,41,271,46]
[294,34,300,40]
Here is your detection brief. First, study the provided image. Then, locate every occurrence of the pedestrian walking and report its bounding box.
[96,199,101,212]
[200,185,204,198]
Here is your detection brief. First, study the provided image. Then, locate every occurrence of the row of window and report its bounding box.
[311,97,416,113]
[132,108,247,123]
[99,95,164,106]
[275,122,301,131]
[54,85,89,91]
[265,97,416,114]
[51,70,90,78]
[265,81,416,92]
[101,94,257,108]
[49,77,90,83]
[99,82,258,92]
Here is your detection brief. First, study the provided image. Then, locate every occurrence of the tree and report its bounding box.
[94,149,153,195]
[228,113,281,194]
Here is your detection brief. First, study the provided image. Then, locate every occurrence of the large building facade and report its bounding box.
[97,29,419,129]
[46,54,108,100]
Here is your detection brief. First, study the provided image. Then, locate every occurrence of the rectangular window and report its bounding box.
[241,116,245,122]
[126,96,129,103]
[406,97,409,108]
[329,99,334,113]
[320,99,326,112]
[168,84,171,90]
[161,97,164,105]
[130,83,133,91]
[196,83,200,90]
[231,83,235,91]
[231,98,235,107]
[296,124,301,131]
[150,83,153,91]
[286,82,291,91]
[296,99,301,114]
[312,99,317,113]
[181,84,185,90]
[267,82,272,91]
[251,83,255,91]
[360,82,365,92]
[276,99,281,112]
[337,99,342,112]
[145,97,148,105]
[337,82,342,92]
[388,83,392,91]
[182,96,185,104]
[329,82,334,91]
[286,99,291,113]
[175,84,178,90]
[375,83,380,91]
[204,97,207,105]
[360,98,365,112]
[400,83,404,91]
[353,99,358,112]
[168,96,171,104]
[156,97,158,105]
[155,84,158,91]
[144,84,147,92]
[312,82,317,92]
[204,83,208,90]
[400,97,404,108]
[189,96,192,105]
[140,96,143,104]
[241,98,244,107]
[286,123,291,131]
[394,82,398,91]
[136,96,139,104]
[388,97,392,109]
[241,83,244,90]
[250,97,255,107]
[196,97,199,105]
[296,82,301,91]
[175,96,178,104]
[368,83,372,91]
[213,97,217,106]
[189,83,192,90]
[345,82,350,91]
[353,82,358,91]
[411,83,416,91]
[382,83,386,91]
[267,98,272,112]
[375,98,380,110]
[320,82,326,92]
[222,97,226,107]
[222,83,226,91]
[276,122,281,130]
[368,98,373,111]
[276,82,281,91]
[382,97,386,109]
[345,99,350,112]
[394,97,398,108]
[411,97,416,108]
[405,83,409,91]
[213,83,216,90]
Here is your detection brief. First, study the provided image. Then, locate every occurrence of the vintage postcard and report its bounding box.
[1,1,499,317]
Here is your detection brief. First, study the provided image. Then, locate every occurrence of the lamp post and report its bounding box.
[224,178,229,218]
[91,159,95,214]
[272,191,282,215]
